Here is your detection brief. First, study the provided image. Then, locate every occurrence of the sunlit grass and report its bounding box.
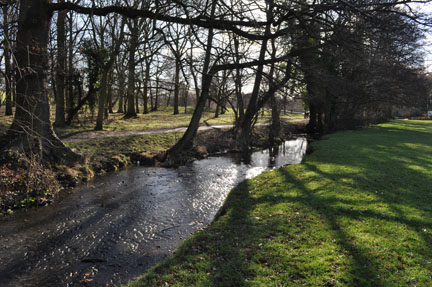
[0,106,307,138]
[128,120,432,287]
[56,106,243,136]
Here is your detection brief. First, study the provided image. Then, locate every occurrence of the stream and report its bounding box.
[0,138,307,287]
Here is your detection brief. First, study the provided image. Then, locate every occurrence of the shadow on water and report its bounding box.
[0,138,307,287]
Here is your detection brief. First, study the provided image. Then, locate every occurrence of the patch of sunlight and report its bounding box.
[315,163,363,175]
[390,203,429,223]
[405,164,432,177]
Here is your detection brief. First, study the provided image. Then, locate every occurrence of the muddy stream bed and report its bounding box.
[0,138,307,287]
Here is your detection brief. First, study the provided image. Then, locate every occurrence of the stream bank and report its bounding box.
[0,120,307,213]
[0,137,307,287]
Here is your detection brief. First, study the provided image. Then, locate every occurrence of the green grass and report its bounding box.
[55,107,242,137]
[67,132,181,164]
[1,106,303,138]
[128,120,432,287]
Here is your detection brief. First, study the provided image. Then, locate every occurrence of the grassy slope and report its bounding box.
[129,120,432,287]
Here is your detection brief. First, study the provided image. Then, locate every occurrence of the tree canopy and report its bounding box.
[0,0,431,163]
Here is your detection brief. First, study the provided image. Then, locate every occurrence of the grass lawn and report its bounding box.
[55,106,240,136]
[128,120,432,287]
[0,106,303,136]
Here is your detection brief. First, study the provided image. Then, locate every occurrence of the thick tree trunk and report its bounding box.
[54,1,66,126]
[2,0,81,164]
[307,101,317,133]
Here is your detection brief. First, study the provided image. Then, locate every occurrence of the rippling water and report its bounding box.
[0,138,306,287]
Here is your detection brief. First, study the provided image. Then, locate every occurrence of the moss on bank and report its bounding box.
[128,120,432,287]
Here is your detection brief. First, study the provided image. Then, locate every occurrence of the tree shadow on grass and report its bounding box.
[136,121,432,287]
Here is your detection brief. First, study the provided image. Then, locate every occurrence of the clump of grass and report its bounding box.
[128,120,432,287]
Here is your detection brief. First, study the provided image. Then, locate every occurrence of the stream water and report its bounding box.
[0,138,307,287]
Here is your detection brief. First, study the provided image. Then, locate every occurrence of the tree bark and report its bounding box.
[142,61,150,114]
[108,73,114,113]
[117,72,125,113]
[54,0,66,126]
[125,22,138,118]
[2,5,13,116]
[269,92,280,145]
[167,0,216,158]
[1,0,81,164]
[95,69,109,130]
[95,17,125,130]
[173,59,180,115]
[66,13,74,123]
[234,35,244,128]
[238,22,270,152]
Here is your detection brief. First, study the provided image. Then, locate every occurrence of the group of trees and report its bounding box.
[0,0,431,164]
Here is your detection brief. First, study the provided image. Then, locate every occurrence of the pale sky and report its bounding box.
[411,2,432,71]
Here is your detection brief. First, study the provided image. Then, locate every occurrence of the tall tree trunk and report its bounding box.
[150,89,154,110]
[125,22,138,118]
[214,86,221,118]
[307,101,317,133]
[143,61,150,114]
[117,73,125,113]
[95,70,109,130]
[3,5,13,116]
[108,73,114,113]
[173,59,180,115]
[234,35,244,131]
[239,28,270,152]
[54,1,66,126]
[135,89,140,113]
[269,92,280,146]
[167,0,216,158]
[183,87,188,113]
[94,17,125,129]
[154,77,159,111]
[2,0,80,164]
[66,14,74,123]
[188,44,200,105]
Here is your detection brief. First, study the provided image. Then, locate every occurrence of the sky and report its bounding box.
[412,2,432,71]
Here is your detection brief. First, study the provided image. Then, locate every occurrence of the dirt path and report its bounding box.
[59,120,307,143]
